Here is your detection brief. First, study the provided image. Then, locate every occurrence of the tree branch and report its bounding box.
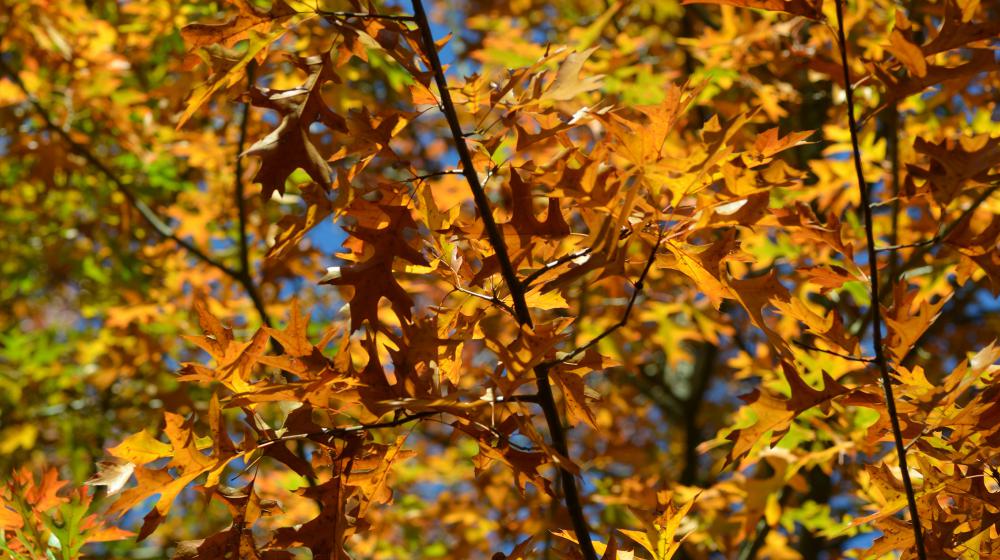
[258,396,544,451]
[410,0,533,328]
[410,3,597,557]
[833,3,927,558]
[875,184,997,254]
[0,56,285,337]
[0,57,244,281]
[317,10,415,22]
[792,340,875,363]
[523,247,594,289]
[235,64,255,286]
[855,183,998,338]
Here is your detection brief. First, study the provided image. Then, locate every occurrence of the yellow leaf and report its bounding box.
[108,430,173,465]
[888,30,927,77]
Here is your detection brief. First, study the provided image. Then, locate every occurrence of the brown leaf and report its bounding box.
[181,0,295,50]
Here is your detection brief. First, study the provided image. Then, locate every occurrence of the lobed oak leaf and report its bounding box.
[473,440,555,496]
[266,182,341,264]
[346,436,417,516]
[724,362,848,465]
[244,112,334,199]
[108,429,173,465]
[265,298,314,357]
[619,492,695,560]
[798,264,856,293]
[741,128,815,168]
[321,204,428,332]
[907,134,1000,205]
[708,191,771,229]
[551,367,599,429]
[921,0,1000,56]
[177,30,279,129]
[267,472,359,559]
[181,0,296,50]
[244,54,347,198]
[660,231,744,310]
[883,285,952,361]
[870,49,1000,120]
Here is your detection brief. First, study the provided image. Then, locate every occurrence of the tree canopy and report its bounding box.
[2,0,1000,558]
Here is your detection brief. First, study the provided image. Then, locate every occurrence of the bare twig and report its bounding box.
[453,286,518,317]
[523,247,594,289]
[403,169,463,182]
[316,10,415,22]
[231,63,275,330]
[853,183,997,339]
[411,3,597,557]
[834,2,927,557]
[235,65,255,283]
[792,340,875,363]
[543,230,663,369]
[876,185,997,254]
[258,397,543,452]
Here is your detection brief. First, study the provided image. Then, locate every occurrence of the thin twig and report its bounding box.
[543,231,663,369]
[875,185,997,254]
[317,10,415,22]
[875,239,937,252]
[453,286,517,317]
[834,3,927,558]
[792,340,875,363]
[411,3,597,557]
[258,401,542,452]
[235,64,255,285]
[402,169,463,182]
[854,183,998,339]
[523,247,594,289]
[231,64,275,331]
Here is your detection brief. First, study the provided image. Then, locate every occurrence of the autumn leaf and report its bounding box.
[180,0,296,50]
[722,362,848,465]
[243,54,347,198]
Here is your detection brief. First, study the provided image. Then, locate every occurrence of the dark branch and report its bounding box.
[317,10,415,22]
[453,286,518,317]
[258,397,544,452]
[411,2,597,557]
[834,3,927,558]
[235,65,255,286]
[875,185,997,254]
[410,0,533,328]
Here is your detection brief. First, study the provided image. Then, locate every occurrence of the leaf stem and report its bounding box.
[833,2,927,558]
